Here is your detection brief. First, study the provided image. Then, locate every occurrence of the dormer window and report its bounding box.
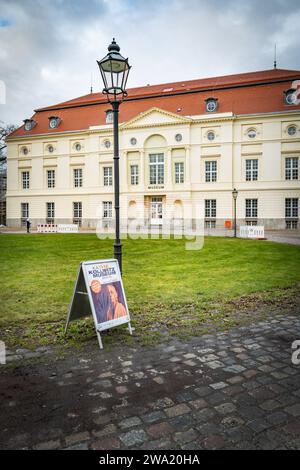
[48,116,60,129]
[23,119,36,131]
[105,110,113,124]
[284,89,297,105]
[205,98,218,113]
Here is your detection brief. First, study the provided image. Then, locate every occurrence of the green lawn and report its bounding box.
[0,234,299,348]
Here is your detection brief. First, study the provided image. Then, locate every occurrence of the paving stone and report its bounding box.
[175,390,197,403]
[34,440,60,450]
[65,431,90,446]
[285,404,300,417]
[146,422,173,438]
[168,413,195,430]
[189,398,208,410]
[91,437,121,450]
[227,375,245,384]
[243,369,258,379]
[260,399,281,411]
[164,403,190,418]
[183,360,197,366]
[193,408,216,423]
[221,415,245,428]
[116,385,128,394]
[215,402,237,415]
[173,428,198,444]
[206,391,226,405]
[64,443,89,450]
[92,424,117,437]
[140,439,173,450]
[119,429,149,447]
[247,418,270,433]
[223,385,244,397]
[210,381,228,390]
[181,441,202,450]
[197,422,220,436]
[224,365,246,373]
[194,386,211,397]
[266,411,289,425]
[206,360,224,369]
[93,414,111,426]
[141,411,166,424]
[119,416,142,429]
[153,376,164,384]
[152,397,174,410]
[202,435,225,450]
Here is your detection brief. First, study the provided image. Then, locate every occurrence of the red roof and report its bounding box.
[9,68,300,139]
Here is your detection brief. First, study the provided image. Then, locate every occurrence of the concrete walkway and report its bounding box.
[265,230,300,246]
[1,313,300,450]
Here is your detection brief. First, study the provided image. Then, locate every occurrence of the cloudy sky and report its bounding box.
[1,0,300,126]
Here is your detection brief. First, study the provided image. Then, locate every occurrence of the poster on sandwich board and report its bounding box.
[65,259,132,349]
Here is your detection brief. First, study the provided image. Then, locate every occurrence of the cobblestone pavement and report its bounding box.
[1,313,300,450]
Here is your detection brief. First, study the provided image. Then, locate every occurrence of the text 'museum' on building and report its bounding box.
[6,68,300,231]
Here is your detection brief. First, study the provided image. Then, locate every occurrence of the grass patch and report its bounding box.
[0,234,299,348]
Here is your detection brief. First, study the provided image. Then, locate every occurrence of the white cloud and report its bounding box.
[0,0,299,125]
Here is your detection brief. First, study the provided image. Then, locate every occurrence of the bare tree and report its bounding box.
[0,121,17,161]
[0,122,17,225]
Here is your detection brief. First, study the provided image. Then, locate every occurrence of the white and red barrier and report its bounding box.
[37,224,79,233]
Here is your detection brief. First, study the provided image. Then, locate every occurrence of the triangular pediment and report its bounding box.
[121,107,192,129]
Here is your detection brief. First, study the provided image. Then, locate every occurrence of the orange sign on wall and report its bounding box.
[225,220,232,229]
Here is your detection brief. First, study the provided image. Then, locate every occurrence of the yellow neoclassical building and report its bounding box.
[6,68,300,231]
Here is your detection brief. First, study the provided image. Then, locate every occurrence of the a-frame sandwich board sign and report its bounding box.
[65,259,132,349]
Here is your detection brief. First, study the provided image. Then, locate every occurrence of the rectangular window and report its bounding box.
[21,202,29,225]
[73,202,82,226]
[103,201,112,219]
[245,199,258,218]
[246,220,257,226]
[130,165,139,185]
[205,161,217,182]
[74,168,83,187]
[205,220,216,228]
[246,159,258,181]
[46,202,55,222]
[175,162,184,184]
[22,171,30,189]
[47,170,55,188]
[149,153,164,185]
[103,166,113,186]
[205,199,217,218]
[285,198,298,218]
[286,220,298,229]
[285,157,298,180]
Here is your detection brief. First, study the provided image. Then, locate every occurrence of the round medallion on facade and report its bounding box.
[75,142,82,151]
[287,125,297,136]
[130,137,137,146]
[247,129,257,139]
[207,131,215,141]
[22,147,29,155]
[175,133,182,142]
[48,145,54,153]
[104,140,111,149]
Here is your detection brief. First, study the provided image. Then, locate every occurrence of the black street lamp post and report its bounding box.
[97,39,131,275]
[232,188,238,238]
